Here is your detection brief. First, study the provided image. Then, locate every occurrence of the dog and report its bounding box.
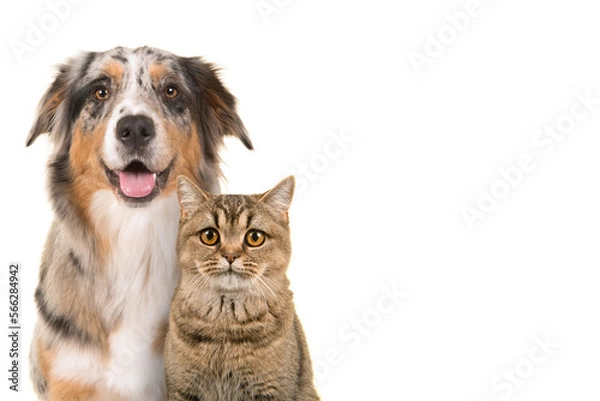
[26,46,252,400]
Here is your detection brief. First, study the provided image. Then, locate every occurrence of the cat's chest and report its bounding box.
[185,342,294,401]
[197,294,270,325]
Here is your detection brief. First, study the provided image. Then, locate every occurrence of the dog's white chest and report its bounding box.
[92,190,180,399]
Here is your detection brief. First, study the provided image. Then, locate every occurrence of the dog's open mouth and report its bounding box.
[102,159,173,204]
[118,161,156,198]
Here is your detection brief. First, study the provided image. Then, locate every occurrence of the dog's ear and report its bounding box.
[26,52,96,149]
[178,57,253,151]
[26,64,73,147]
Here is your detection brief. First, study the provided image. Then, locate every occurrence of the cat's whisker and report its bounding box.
[183,274,209,308]
[250,277,270,326]
[255,275,277,298]
[182,278,201,306]
[252,279,269,324]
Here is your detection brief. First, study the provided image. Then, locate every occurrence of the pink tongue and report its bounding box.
[118,171,156,198]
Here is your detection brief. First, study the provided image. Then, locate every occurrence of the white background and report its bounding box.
[1,0,600,400]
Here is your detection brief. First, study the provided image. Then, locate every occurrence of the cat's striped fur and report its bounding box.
[165,176,319,401]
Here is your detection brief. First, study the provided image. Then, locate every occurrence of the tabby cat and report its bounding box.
[165,175,320,401]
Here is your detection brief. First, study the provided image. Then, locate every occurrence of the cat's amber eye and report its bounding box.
[245,230,266,247]
[200,228,219,246]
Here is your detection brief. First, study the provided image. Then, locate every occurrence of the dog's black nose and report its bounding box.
[116,115,155,149]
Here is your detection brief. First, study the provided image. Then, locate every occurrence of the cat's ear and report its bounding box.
[259,176,295,222]
[177,175,210,221]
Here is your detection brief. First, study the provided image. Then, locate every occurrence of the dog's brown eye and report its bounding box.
[245,230,266,247]
[200,228,219,246]
[94,87,109,101]
[164,86,178,99]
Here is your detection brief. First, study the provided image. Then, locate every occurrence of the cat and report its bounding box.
[165,175,320,401]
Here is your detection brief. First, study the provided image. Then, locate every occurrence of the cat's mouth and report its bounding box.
[227,265,254,276]
[209,267,255,291]
[215,268,254,279]
[205,263,255,277]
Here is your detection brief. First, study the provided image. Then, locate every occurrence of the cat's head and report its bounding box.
[176,175,295,293]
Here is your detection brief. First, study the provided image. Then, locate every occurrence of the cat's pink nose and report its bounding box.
[222,252,239,264]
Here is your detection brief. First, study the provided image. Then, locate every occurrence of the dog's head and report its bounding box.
[27,46,252,211]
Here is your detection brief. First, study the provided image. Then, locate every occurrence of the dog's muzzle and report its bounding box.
[109,115,167,201]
